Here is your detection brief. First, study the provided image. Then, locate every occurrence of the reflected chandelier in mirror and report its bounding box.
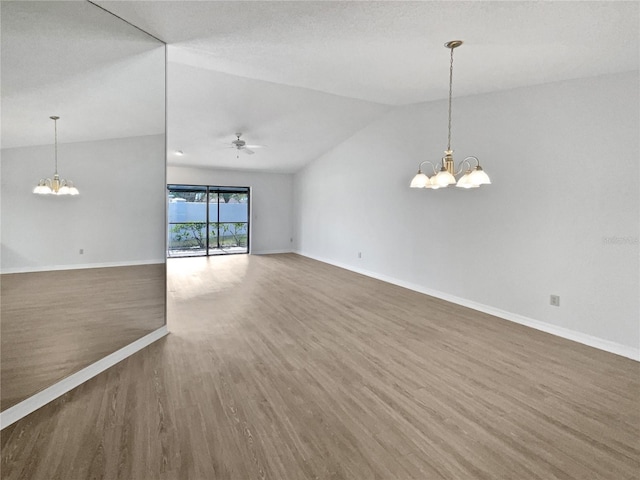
[33,116,79,195]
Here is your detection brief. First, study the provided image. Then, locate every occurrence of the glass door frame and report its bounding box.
[167,184,251,258]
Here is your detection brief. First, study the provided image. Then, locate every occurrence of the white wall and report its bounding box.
[168,166,293,254]
[294,72,639,358]
[1,134,166,272]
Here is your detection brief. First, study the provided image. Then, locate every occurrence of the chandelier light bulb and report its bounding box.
[468,166,491,186]
[456,170,479,188]
[434,168,455,187]
[410,171,429,188]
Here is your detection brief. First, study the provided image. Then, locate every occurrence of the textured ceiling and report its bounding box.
[4,1,638,174]
[1,1,165,150]
[95,0,638,173]
[98,0,639,105]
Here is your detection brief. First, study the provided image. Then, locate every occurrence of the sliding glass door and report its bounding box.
[167,185,208,257]
[167,185,250,257]
[208,189,249,255]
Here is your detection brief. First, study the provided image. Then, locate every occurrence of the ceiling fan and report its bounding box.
[228,133,265,158]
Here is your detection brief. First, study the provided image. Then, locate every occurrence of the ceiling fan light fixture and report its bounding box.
[229,133,266,158]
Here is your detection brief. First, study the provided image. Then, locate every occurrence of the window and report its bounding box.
[167,185,250,257]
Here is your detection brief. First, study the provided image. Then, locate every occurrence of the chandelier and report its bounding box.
[33,116,79,195]
[410,41,490,189]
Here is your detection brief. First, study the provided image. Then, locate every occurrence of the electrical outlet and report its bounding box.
[79,248,84,255]
[550,295,560,307]
[358,252,362,259]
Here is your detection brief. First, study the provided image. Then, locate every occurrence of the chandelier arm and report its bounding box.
[454,158,473,176]
[463,156,481,167]
[418,160,439,175]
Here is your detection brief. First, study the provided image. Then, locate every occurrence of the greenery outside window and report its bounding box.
[167,185,250,257]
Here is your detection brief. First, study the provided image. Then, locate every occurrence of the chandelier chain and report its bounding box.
[447,46,454,152]
[54,118,58,174]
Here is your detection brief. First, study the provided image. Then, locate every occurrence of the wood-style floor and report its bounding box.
[1,254,639,479]
[0,264,165,410]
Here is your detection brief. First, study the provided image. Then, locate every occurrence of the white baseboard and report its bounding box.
[252,249,293,255]
[1,259,166,275]
[0,326,169,429]
[295,251,640,362]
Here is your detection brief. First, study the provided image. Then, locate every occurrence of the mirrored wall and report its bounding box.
[0,1,166,412]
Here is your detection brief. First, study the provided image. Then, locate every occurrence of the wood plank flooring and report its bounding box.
[1,253,639,479]
[1,264,166,410]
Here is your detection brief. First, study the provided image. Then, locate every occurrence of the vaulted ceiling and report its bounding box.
[4,1,639,173]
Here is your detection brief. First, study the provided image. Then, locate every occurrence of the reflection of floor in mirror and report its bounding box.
[0,263,165,411]
[1,253,638,480]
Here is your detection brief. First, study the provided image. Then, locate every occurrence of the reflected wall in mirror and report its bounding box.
[0,1,166,412]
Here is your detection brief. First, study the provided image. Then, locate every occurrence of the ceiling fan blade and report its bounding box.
[244,144,265,149]
[242,148,255,155]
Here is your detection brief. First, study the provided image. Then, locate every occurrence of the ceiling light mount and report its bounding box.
[233,133,246,148]
[410,40,490,190]
[444,40,463,49]
[33,116,79,195]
